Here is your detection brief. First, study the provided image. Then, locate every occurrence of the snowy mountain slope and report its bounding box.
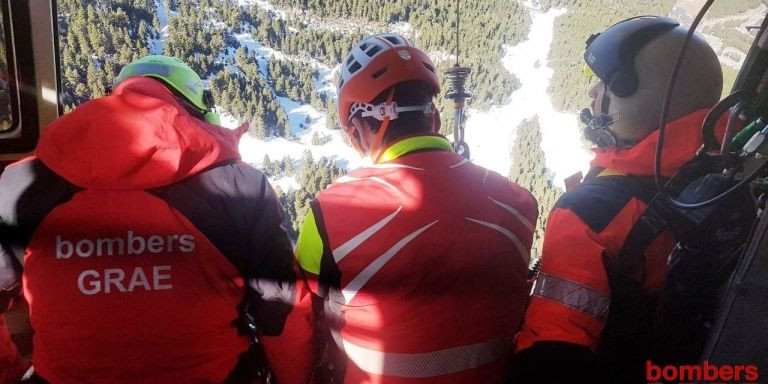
[147,0,589,191]
[671,0,765,69]
[148,0,760,193]
[465,6,592,185]
[146,0,365,188]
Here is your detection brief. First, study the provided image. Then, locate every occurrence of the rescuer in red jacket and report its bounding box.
[511,17,724,383]
[0,55,312,383]
[293,34,538,383]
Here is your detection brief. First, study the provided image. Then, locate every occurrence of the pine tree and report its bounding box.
[326,106,340,130]
[509,117,564,260]
[262,154,273,176]
[311,131,324,145]
[249,114,267,139]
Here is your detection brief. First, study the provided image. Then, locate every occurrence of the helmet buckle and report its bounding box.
[349,101,433,123]
[379,102,399,120]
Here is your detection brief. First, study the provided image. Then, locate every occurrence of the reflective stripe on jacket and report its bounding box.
[296,134,538,383]
[0,77,309,383]
[516,109,723,383]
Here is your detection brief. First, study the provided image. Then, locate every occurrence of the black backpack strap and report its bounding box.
[0,159,79,313]
[581,174,671,383]
[615,195,670,278]
[581,173,666,277]
[0,159,80,265]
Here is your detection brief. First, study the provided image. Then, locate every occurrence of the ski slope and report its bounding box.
[465,6,594,185]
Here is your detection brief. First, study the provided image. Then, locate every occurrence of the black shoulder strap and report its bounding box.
[615,195,670,279]
[581,173,667,279]
[0,159,79,312]
[591,175,673,379]
[0,159,80,265]
[555,170,654,234]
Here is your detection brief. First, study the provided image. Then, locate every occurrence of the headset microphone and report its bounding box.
[581,108,620,149]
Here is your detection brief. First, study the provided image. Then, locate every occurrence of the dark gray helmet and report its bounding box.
[584,16,723,144]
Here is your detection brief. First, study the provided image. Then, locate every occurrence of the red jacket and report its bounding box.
[0,77,306,383]
[0,314,29,382]
[516,109,720,382]
[295,134,538,383]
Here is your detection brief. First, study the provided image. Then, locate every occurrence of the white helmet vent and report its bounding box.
[366,45,383,57]
[383,35,404,46]
[339,34,411,91]
[348,61,362,74]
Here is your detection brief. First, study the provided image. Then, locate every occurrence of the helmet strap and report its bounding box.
[370,86,396,163]
[349,101,433,121]
[347,126,366,156]
[176,96,207,120]
[174,94,221,125]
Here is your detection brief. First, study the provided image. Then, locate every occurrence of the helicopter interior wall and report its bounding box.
[703,210,768,381]
[0,0,58,360]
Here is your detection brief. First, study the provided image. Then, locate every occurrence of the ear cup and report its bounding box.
[203,90,215,109]
[608,70,638,98]
[202,90,220,124]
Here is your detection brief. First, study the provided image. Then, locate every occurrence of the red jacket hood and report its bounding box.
[36,77,242,190]
[590,109,726,177]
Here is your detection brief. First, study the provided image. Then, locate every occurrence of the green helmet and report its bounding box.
[114,55,219,124]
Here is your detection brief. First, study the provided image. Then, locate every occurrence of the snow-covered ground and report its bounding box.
[430,50,456,66]
[272,176,299,192]
[390,21,411,37]
[219,111,367,180]
[314,63,339,99]
[720,46,747,69]
[672,1,765,70]
[238,0,286,20]
[229,31,286,77]
[465,6,593,185]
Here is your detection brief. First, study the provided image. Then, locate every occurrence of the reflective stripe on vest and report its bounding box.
[532,273,610,321]
[341,219,439,303]
[342,336,510,378]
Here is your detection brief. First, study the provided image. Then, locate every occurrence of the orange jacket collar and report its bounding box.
[590,109,724,177]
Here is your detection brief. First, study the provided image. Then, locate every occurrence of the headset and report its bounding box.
[581,16,680,148]
[581,108,618,148]
[584,16,679,98]
[201,89,220,125]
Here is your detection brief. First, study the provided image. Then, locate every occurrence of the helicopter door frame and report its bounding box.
[0,0,58,161]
